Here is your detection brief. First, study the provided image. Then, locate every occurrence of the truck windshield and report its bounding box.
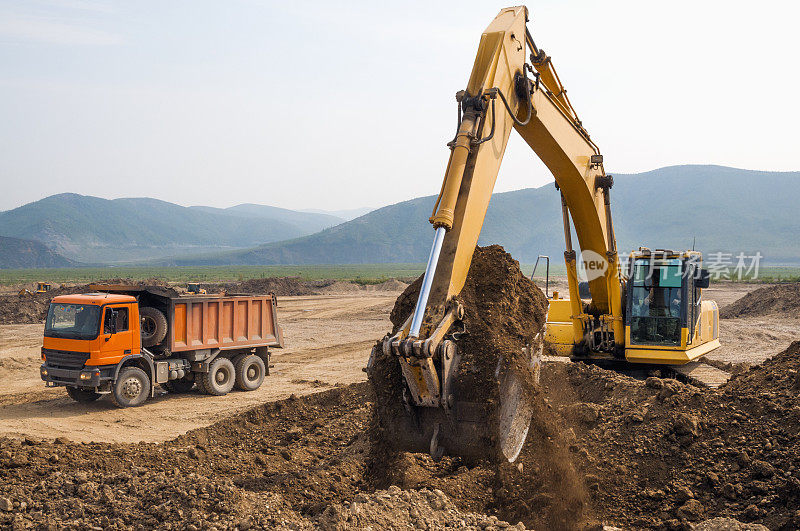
[45,304,102,340]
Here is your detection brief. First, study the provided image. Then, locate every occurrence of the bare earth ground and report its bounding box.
[0,293,395,443]
[0,283,797,445]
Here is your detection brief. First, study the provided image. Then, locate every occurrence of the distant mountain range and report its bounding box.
[300,207,375,221]
[1,166,798,269]
[0,236,76,269]
[0,194,349,264]
[158,165,800,267]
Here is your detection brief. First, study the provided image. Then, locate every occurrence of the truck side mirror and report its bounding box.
[695,269,710,289]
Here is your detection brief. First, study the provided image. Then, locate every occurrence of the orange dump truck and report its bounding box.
[40,284,283,407]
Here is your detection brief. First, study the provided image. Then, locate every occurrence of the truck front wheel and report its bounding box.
[234,355,265,391]
[66,386,101,403]
[112,367,151,408]
[201,357,235,396]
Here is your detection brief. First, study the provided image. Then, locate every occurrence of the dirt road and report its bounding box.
[0,293,396,443]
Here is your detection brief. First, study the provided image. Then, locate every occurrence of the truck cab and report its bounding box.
[41,293,142,401]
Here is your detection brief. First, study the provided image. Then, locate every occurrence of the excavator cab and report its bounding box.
[624,249,719,364]
[628,256,684,345]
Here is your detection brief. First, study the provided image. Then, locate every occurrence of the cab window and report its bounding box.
[629,258,683,346]
[104,307,129,334]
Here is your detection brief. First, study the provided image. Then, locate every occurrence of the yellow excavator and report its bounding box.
[370,6,720,462]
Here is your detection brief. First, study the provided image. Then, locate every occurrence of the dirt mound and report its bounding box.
[722,340,800,401]
[377,245,548,422]
[0,285,89,324]
[319,487,526,529]
[3,348,800,530]
[218,277,325,296]
[364,279,409,291]
[541,344,800,530]
[0,383,527,530]
[0,279,173,325]
[317,281,364,294]
[211,277,380,296]
[369,246,587,528]
[720,283,800,318]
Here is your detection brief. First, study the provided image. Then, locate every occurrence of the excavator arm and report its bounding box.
[393,6,622,355]
[373,5,719,463]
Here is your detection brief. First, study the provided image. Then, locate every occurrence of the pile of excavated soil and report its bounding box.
[0,276,410,325]
[205,277,409,297]
[0,384,528,530]
[720,283,800,318]
[384,244,548,386]
[544,341,800,530]
[369,246,587,529]
[1,362,790,529]
[0,279,173,325]
[316,281,365,294]
[215,277,328,296]
[365,279,409,291]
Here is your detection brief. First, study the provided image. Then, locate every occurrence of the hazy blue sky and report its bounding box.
[1,0,797,212]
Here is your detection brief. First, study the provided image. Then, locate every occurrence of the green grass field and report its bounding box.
[0,264,428,287]
[2,263,798,288]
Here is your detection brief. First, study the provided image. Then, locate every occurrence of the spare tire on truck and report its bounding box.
[139,307,167,347]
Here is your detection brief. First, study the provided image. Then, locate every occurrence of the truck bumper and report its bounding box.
[41,363,115,389]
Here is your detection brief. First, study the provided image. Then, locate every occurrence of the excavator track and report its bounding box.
[562,356,731,388]
[668,361,731,388]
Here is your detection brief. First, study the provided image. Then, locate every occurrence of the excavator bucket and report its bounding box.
[370,343,541,464]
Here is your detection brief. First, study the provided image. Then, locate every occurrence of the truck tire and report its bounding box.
[140,307,168,347]
[163,377,194,394]
[111,366,151,408]
[201,357,235,396]
[234,354,265,391]
[66,386,101,403]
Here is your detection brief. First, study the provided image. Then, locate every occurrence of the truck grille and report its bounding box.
[43,349,90,370]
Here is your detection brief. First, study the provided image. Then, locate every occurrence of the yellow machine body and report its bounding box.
[374,6,721,463]
[546,249,720,365]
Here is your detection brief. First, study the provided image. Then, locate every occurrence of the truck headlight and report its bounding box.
[40,367,48,376]
[79,371,92,380]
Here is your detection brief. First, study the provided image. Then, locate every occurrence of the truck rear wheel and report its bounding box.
[112,366,151,408]
[234,354,265,391]
[66,386,101,403]
[140,307,168,347]
[201,357,235,396]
